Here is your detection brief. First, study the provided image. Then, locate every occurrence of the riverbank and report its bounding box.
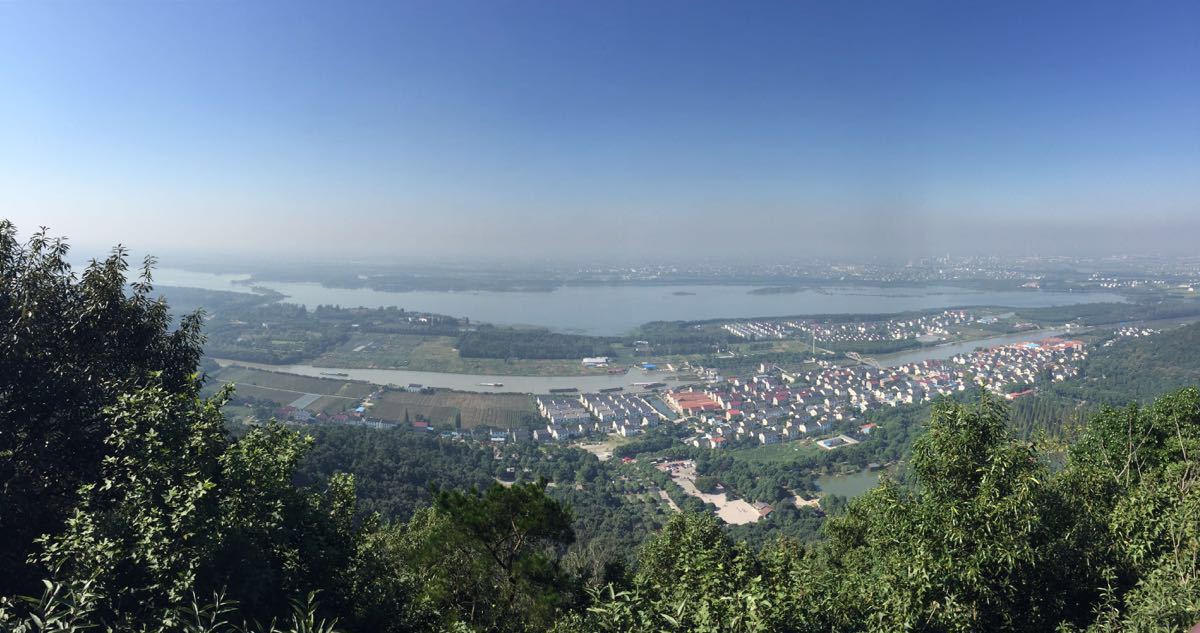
[214,358,695,394]
[213,325,1075,395]
[871,328,1071,367]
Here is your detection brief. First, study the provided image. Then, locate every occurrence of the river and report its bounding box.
[155,268,1124,336]
[214,326,1068,394]
[214,359,692,394]
[872,328,1072,366]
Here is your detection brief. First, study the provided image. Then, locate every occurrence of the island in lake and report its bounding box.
[748,286,806,295]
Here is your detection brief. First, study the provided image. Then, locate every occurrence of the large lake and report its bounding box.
[155,268,1123,336]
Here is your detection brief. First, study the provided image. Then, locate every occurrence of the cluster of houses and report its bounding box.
[524,335,1089,451]
[1103,326,1162,346]
[949,337,1086,391]
[721,310,975,343]
[671,337,1087,450]
[1086,273,1174,290]
[534,393,669,441]
[579,393,667,436]
[272,333,1089,456]
[669,375,865,450]
[1085,274,1200,294]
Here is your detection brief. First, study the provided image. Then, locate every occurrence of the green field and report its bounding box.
[312,333,666,376]
[212,365,537,427]
[728,440,820,464]
[369,389,536,429]
[219,383,305,406]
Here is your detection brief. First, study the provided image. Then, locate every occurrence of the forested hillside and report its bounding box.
[1064,321,1200,404]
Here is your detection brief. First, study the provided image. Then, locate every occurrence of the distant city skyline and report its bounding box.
[2,0,1198,260]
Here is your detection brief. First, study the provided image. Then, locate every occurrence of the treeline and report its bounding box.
[1016,299,1200,326]
[630,321,735,355]
[457,326,617,359]
[822,338,924,355]
[313,304,467,335]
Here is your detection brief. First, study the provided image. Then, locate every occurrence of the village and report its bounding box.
[721,309,976,344]
[260,329,1090,456]
[534,335,1088,453]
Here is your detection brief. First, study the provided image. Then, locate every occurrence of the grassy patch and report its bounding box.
[728,441,819,464]
[313,333,630,376]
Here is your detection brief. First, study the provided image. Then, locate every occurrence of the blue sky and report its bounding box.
[1,0,1197,259]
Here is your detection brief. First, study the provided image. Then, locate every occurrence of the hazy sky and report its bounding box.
[2,0,1198,261]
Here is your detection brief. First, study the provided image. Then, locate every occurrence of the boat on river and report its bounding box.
[478,382,504,387]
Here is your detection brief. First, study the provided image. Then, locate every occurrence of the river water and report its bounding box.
[873,328,1071,366]
[214,359,692,394]
[155,268,1123,336]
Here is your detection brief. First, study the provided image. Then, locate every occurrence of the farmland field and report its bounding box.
[218,383,302,406]
[213,366,375,399]
[728,440,820,464]
[211,364,537,428]
[209,366,374,416]
[369,390,537,429]
[307,395,361,415]
[313,333,638,376]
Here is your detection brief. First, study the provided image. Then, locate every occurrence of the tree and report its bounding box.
[428,481,576,630]
[559,513,791,633]
[810,395,1094,631]
[0,222,205,596]
[34,380,363,627]
[1060,388,1200,631]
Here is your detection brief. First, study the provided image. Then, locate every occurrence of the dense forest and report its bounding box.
[631,321,736,355]
[293,425,669,560]
[1059,321,1200,404]
[6,224,1200,632]
[456,326,617,360]
[1015,299,1200,326]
